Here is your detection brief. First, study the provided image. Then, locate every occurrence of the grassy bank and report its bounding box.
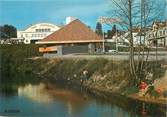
[33,58,165,94]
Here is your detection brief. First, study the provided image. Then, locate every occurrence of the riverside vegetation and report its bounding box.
[0,45,167,115]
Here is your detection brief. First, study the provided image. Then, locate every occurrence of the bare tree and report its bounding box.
[108,0,139,85]
[137,0,166,82]
[109,0,166,85]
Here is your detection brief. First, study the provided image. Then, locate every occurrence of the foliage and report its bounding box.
[145,85,161,98]
[123,86,139,95]
[110,25,117,37]
[109,0,166,86]
[95,22,103,36]
[0,24,17,39]
[0,44,42,84]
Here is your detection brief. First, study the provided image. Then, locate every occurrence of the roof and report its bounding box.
[37,19,102,44]
[23,22,60,32]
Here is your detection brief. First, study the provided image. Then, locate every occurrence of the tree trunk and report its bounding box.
[128,0,138,85]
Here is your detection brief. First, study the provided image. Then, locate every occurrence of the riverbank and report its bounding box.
[28,57,167,106]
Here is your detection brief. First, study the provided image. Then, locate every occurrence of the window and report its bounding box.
[163,30,165,35]
[36,29,43,32]
[161,39,163,43]
[36,29,39,32]
[35,28,51,33]
[159,31,162,36]
[32,34,34,37]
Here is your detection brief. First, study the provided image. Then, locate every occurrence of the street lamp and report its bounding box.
[102,31,105,53]
[116,29,118,52]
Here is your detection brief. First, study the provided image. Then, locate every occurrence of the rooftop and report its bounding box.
[37,19,102,44]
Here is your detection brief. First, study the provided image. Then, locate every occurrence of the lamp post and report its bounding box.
[102,31,105,53]
[116,29,118,52]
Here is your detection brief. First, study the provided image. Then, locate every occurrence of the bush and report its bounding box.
[123,86,139,95]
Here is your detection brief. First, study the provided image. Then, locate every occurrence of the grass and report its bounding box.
[1,44,166,95]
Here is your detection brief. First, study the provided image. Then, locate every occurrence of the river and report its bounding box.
[0,82,165,117]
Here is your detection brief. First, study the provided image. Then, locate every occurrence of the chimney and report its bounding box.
[66,16,76,25]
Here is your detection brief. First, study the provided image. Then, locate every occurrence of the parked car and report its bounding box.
[108,50,118,53]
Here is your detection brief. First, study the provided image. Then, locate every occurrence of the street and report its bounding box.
[44,51,167,61]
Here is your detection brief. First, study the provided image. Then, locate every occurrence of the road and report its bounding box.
[43,52,167,61]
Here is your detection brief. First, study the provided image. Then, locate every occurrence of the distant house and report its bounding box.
[17,23,60,44]
[146,21,167,47]
[123,32,145,46]
[36,19,103,55]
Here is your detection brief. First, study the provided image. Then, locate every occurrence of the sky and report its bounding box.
[0,0,166,31]
[0,0,111,31]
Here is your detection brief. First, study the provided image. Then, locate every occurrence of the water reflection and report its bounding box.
[0,82,165,117]
[18,83,53,103]
[18,83,89,117]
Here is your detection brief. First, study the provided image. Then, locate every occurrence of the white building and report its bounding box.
[118,32,145,46]
[146,26,167,47]
[17,23,60,44]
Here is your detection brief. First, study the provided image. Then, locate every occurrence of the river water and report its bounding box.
[0,82,165,117]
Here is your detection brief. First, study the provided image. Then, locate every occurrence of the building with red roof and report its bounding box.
[37,19,103,55]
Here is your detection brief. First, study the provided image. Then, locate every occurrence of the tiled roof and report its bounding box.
[37,19,102,44]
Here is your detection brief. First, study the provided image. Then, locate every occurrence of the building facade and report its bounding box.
[146,21,167,47]
[17,23,60,44]
[37,19,103,55]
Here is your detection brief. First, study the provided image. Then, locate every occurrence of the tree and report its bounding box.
[111,25,117,37]
[95,22,103,36]
[109,0,166,85]
[106,25,117,38]
[137,0,166,82]
[108,0,138,85]
[0,24,17,39]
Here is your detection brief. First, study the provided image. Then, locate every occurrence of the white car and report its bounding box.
[108,50,118,53]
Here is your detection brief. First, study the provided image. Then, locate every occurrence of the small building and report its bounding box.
[17,23,60,44]
[10,38,25,44]
[36,19,103,55]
